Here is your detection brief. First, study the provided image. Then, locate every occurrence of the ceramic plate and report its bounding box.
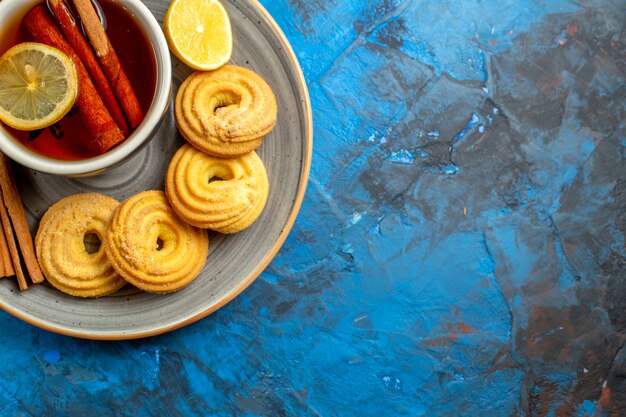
[0,0,312,339]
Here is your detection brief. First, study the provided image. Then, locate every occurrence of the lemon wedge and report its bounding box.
[0,42,78,131]
[164,0,233,71]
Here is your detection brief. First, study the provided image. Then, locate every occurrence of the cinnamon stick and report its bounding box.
[24,5,125,153]
[0,222,6,277]
[48,0,129,134]
[0,153,44,287]
[0,219,14,278]
[0,188,28,290]
[72,0,144,128]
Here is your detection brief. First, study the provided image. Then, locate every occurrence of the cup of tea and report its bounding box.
[0,0,172,176]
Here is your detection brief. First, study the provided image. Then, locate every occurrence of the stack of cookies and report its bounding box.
[167,64,276,235]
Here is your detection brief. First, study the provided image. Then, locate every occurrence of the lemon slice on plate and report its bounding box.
[0,42,78,131]
[164,0,233,71]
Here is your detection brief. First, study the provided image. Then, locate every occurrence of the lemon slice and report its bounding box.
[164,0,233,71]
[0,42,78,131]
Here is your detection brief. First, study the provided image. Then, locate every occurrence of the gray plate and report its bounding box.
[0,0,312,339]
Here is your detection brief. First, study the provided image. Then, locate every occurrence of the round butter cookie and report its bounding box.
[166,144,269,234]
[175,65,277,157]
[105,190,208,294]
[35,193,125,298]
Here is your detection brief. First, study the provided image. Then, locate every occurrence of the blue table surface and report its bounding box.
[1,0,625,416]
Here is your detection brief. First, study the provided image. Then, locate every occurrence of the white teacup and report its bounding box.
[0,0,172,176]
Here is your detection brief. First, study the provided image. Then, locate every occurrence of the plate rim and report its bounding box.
[0,0,313,340]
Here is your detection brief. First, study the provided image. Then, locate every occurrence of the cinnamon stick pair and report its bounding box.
[48,0,129,135]
[0,153,44,290]
[23,1,144,153]
[24,5,123,153]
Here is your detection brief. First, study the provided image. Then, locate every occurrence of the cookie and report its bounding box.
[104,190,208,294]
[175,65,277,157]
[35,193,125,298]
[166,144,269,233]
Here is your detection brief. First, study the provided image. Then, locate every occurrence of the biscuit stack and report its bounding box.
[167,64,275,234]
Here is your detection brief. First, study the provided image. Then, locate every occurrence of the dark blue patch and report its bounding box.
[43,350,61,364]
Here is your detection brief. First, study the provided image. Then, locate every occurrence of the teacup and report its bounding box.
[0,0,171,176]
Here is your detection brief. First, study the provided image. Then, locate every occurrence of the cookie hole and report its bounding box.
[156,237,164,251]
[83,233,101,254]
[211,91,241,114]
[208,176,224,184]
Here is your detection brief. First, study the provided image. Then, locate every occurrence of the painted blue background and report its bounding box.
[1,0,625,415]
